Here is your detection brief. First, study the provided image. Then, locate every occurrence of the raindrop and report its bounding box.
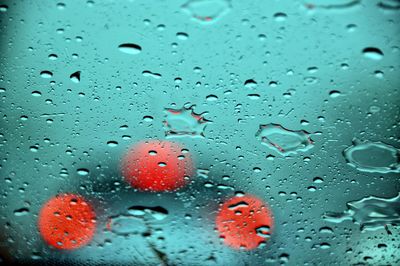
[77,168,89,176]
[0,5,8,12]
[107,141,118,147]
[163,104,211,138]
[118,43,142,55]
[206,94,218,101]
[40,71,53,78]
[48,54,58,60]
[14,208,29,217]
[247,94,260,100]
[273,12,287,22]
[142,70,162,79]
[244,79,257,89]
[329,90,341,98]
[176,32,189,40]
[256,123,314,156]
[256,226,271,237]
[70,71,81,83]
[343,140,400,173]
[362,47,384,60]
[31,91,42,97]
[324,193,400,231]
[181,0,231,24]
[143,116,153,122]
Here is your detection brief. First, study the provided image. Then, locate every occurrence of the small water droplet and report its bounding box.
[329,90,341,98]
[31,91,42,97]
[0,5,8,12]
[77,168,89,176]
[244,79,257,89]
[14,208,29,216]
[176,32,189,40]
[107,141,118,147]
[118,43,142,55]
[206,94,218,101]
[70,71,81,83]
[143,116,154,122]
[274,12,287,22]
[48,54,58,60]
[142,70,162,79]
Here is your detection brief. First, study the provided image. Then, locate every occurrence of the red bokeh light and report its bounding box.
[38,194,96,250]
[121,140,194,192]
[216,194,274,250]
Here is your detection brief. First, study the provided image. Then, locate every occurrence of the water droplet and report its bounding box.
[377,0,400,10]
[143,116,153,122]
[273,12,287,22]
[0,5,8,12]
[142,70,162,79]
[57,2,66,10]
[127,206,168,221]
[108,215,147,236]
[163,104,211,138]
[40,71,53,78]
[329,90,341,98]
[244,79,257,89]
[48,54,58,60]
[319,227,333,234]
[70,71,81,83]
[107,140,118,147]
[176,32,189,40]
[320,243,331,249]
[323,193,400,231]
[256,124,314,156]
[206,94,218,101]
[247,94,260,100]
[182,0,231,24]
[255,226,271,237]
[31,91,42,97]
[369,105,381,113]
[118,43,142,55]
[313,177,324,183]
[308,186,317,192]
[77,168,89,176]
[30,145,38,152]
[362,47,384,60]
[343,141,400,173]
[14,208,29,216]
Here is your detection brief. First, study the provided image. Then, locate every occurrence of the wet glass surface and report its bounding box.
[0,0,399,265]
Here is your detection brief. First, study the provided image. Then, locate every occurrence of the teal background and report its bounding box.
[0,0,399,265]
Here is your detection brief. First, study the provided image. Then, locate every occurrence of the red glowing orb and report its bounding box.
[121,140,194,192]
[38,194,96,250]
[216,194,274,250]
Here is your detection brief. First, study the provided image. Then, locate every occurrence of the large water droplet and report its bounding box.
[343,141,400,173]
[256,124,314,156]
[323,193,400,231]
[163,104,211,138]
